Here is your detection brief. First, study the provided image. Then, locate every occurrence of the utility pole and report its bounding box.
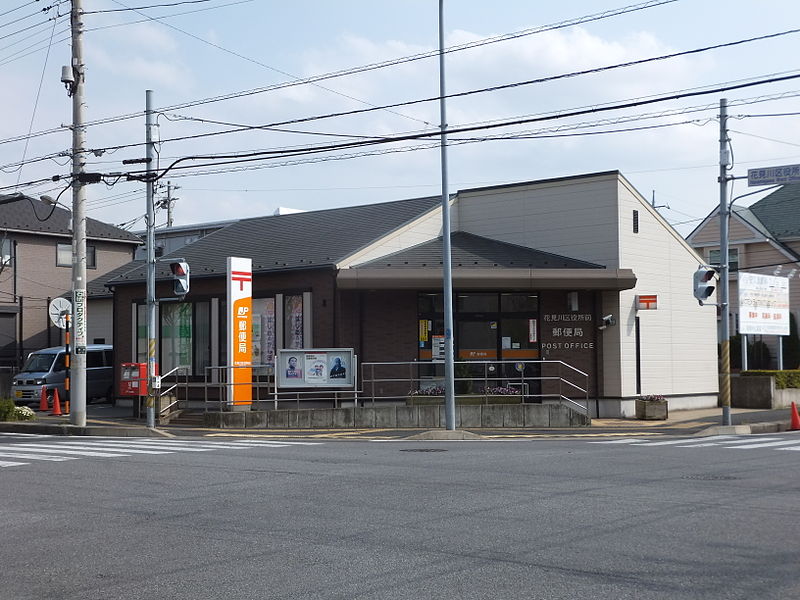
[70,0,88,427]
[165,181,174,228]
[145,90,157,429]
[718,98,732,427]
[438,0,455,431]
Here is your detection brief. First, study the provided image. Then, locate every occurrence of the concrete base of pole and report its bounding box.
[230,404,251,413]
[722,405,732,426]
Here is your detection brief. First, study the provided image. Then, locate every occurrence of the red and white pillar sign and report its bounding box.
[227,257,252,408]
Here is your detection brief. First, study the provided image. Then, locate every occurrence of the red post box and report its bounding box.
[120,363,158,396]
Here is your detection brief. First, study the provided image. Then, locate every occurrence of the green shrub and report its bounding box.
[0,398,36,422]
[0,398,17,421]
[741,370,800,389]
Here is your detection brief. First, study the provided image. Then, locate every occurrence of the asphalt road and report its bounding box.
[2,432,799,599]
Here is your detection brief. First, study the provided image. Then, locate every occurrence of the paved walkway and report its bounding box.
[1,402,794,439]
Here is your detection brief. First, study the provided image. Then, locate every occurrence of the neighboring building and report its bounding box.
[0,194,141,366]
[687,184,800,368]
[133,219,236,260]
[108,171,719,417]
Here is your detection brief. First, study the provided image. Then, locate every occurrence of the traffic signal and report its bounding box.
[693,266,715,305]
[169,261,190,296]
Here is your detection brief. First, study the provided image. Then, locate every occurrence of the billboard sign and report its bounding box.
[738,272,789,336]
[227,257,252,406]
[276,348,355,389]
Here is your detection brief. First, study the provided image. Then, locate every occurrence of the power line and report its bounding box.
[84,0,227,14]
[0,0,678,145]
[123,72,800,183]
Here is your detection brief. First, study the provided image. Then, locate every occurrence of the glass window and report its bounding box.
[1,238,12,264]
[193,301,211,376]
[284,295,303,349]
[161,303,192,373]
[418,293,443,314]
[709,248,739,272]
[87,351,104,368]
[457,293,498,313]
[57,242,95,268]
[136,304,147,363]
[501,294,538,313]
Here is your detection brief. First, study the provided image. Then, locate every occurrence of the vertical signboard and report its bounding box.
[227,257,252,407]
[738,272,790,336]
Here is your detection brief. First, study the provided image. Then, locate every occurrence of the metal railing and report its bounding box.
[157,365,191,417]
[361,359,589,415]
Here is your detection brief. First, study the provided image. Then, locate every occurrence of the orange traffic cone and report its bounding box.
[790,402,800,431]
[39,386,49,411]
[50,388,62,416]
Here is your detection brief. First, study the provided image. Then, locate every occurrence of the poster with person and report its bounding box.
[277,348,354,388]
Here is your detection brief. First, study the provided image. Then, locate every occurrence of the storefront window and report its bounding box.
[161,303,192,374]
[501,293,538,313]
[193,302,211,376]
[457,293,498,313]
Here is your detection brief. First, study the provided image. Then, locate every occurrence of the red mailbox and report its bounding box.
[120,363,157,396]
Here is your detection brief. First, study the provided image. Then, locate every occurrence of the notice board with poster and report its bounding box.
[277,348,355,389]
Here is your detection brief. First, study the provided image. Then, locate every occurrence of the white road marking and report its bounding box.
[0,452,75,462]
[587,439,648,444]
[633,436,740,446]
[0,460,28,467]
[725,440,800,449]
[9,444,131,457]
[51,442,174,455]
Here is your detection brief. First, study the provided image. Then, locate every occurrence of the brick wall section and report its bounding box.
[538,290,598,398]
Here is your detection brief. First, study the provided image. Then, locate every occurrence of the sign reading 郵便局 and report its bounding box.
[227,257,252,407]
[738,272,789,336]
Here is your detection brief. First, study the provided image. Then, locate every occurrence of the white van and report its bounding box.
[11,344,114,406]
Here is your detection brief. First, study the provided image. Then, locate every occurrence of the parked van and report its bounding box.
[11,344,114,406]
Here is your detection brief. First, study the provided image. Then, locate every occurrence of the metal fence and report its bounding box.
[190,359,588,415]
[361,359,589,415]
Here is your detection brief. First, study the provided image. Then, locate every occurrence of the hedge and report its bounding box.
[741,370,800,389]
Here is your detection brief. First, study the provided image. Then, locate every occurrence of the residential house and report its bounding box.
[0,194,141,367]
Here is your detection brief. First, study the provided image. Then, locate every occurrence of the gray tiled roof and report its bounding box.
[109,195,442,284]
[0,194,141,243]
[748,185,800,238]
[87,261,145,297]
[357,232,604,269]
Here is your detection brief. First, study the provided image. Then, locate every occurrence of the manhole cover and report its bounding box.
[399,448,448,453]
[682,474,739,481]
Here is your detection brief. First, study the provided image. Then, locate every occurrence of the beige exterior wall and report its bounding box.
[615,179,718,404]
[454,174,621,267]
[88,299,114,345]
[342,206,443,268]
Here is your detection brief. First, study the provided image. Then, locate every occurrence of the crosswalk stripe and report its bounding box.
[726,440,800,449]
[64,441,214,452]
[675,437,776,448]
[587,439,647,444]
[0,460,28,467]
[0,451,75,462]
[778,446,800,451]
[0,432,50,438]
[118,439,294,449]
[204,436,322,445]
[9,444,131,457]
[52,442,174,455]
[92,440,247,451]
[632,435,740,446]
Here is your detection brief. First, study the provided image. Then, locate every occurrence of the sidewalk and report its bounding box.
[1,401,795,439]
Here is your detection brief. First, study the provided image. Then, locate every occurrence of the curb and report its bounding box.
[0,421,167,437]
[697,421,792,436]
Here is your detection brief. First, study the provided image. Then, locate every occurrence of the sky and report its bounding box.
[1,0,800,238]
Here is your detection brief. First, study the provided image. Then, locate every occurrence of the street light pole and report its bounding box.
[70,0,88,427]
[145,90,157,429]
[718,98,732,427]
[438,0,456,430]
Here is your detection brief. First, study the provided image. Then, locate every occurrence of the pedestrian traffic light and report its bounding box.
[693,266,715,305]
[169,261,190,296]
